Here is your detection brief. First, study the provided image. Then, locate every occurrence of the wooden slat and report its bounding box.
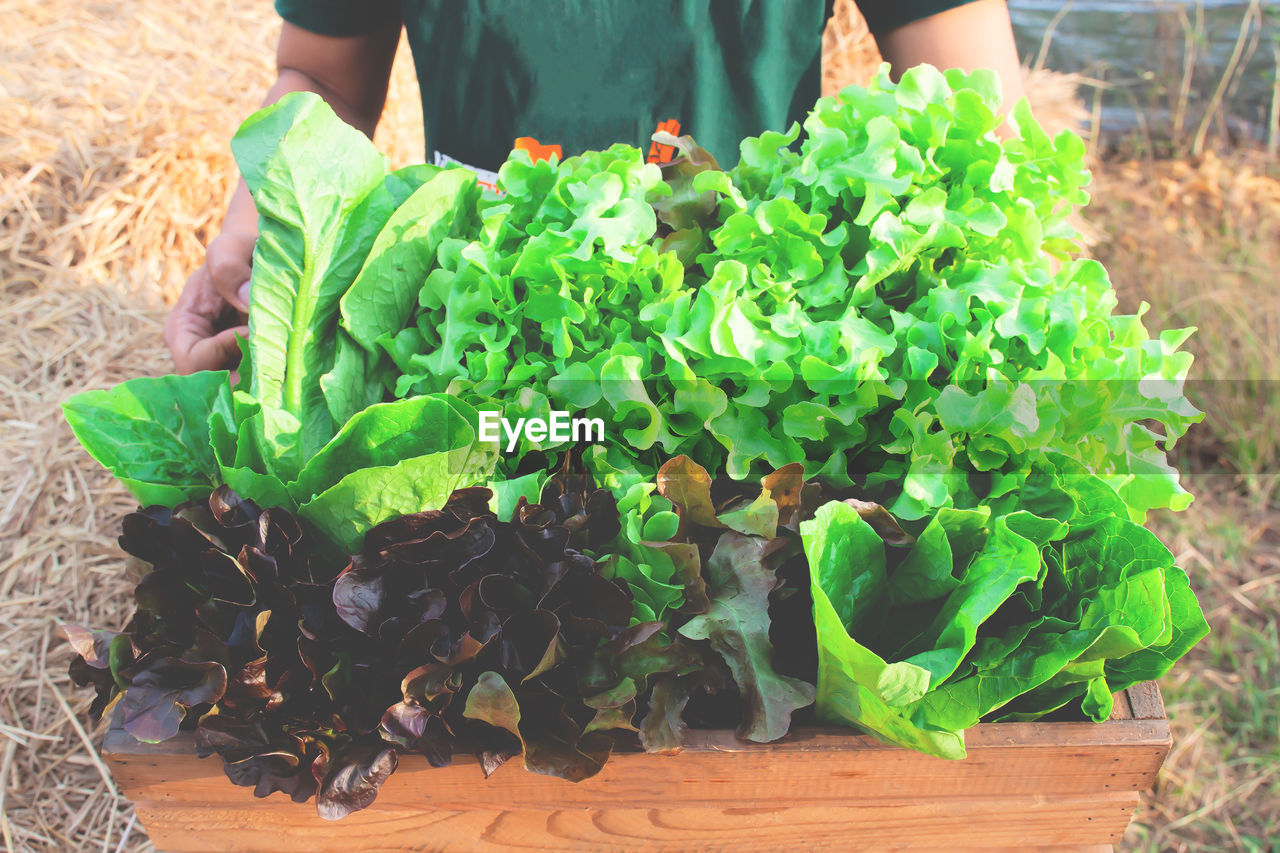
[132,794,1139,852]
[1125,681,1166,720]
[106,716,1171,757]
[106,722,1170,809]
[102,684,1169,852]
[1108,688,1134,720]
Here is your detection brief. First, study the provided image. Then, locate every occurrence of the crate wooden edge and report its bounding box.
[101,684,1169,851]
[103,682,1170,759]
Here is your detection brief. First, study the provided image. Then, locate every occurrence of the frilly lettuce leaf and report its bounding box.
[373,65,1198,530]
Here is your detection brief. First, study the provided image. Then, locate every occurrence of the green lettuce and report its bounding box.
[801,454,1209,758]
[372,66,1199,527]
[63,93,493,552]
[62,372,229,506]
[232,93,391,481]
[296,396,498,552]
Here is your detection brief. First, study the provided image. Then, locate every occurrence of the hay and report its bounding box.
[0,0,422,301]
[0,1,1096,849]
[0,2,422,849]
[822,0,882,95]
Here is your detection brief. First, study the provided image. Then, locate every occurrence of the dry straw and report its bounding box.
[1,1,1090,849]
[1,2,421,848]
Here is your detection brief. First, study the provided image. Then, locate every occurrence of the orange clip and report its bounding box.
[513,136,562,163]
[647,118,681,164]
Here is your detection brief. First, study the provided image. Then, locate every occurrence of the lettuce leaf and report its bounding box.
[296,395,497,551]
[801,458,1209,758]
[678,531,815,742]
[340,168,478,352]
[63,372,228,506]
[233,92,393,482]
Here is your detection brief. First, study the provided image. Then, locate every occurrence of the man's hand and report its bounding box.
[162,18,399,375]
[204,229,257,313]
[164,230,255,374]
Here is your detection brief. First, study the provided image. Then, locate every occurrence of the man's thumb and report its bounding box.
[203,325,249,369]
[208,233,256,311]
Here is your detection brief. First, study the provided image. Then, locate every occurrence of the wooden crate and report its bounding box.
[102,683,1170,852]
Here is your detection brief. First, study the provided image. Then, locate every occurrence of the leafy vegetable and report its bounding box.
[618,457,818,746]
[342,468,668,784]
[62,372,229,506]
[678,531,815,742]
[340,168,478,351]
[367,66,1200,529]
[62,71,1209,789]
[66,460,682,817]
[64,93,492,553]
[293,395,497,551]
[232,93,392,480]
[800,454,1210,758]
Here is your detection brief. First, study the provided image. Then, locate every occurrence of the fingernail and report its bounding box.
[236,282,251,307]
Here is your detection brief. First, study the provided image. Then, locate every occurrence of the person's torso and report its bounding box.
[399,0,832,173]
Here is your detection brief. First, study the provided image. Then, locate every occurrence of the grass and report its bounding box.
[1089,150,1280,851]
[1086,114,1279,853]
[1123,478,1280,850]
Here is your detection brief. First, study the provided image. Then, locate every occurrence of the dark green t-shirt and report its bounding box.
[275,0,976,170]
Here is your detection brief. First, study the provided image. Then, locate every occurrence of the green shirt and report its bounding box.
[276,0,976,170]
